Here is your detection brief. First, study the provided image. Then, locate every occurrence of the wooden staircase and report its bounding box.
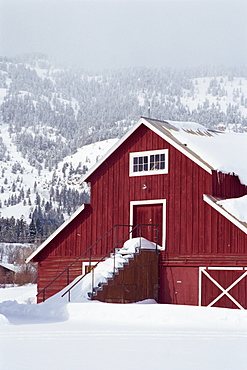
[92,247,159,303]
[59,238,159,303]
[37,224,160,303]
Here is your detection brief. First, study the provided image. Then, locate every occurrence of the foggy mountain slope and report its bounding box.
[0,116,117,243]
[0,54,246,243]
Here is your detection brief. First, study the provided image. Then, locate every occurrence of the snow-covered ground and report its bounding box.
[1,284,247,370]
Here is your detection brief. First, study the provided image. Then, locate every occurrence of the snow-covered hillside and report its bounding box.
[0,123,117,223]
[181,76,247,126]
[1,284,247,370]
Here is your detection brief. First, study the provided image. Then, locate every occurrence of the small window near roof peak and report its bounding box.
[130,149,168,176]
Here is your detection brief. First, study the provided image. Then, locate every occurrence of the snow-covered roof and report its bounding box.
[163,119,247,186]
[0,263,17,273]
[81,117,247,186]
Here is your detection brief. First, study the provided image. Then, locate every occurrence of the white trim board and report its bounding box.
[199,266,247,310]
[203,194,247,234]
[130,199,166,250]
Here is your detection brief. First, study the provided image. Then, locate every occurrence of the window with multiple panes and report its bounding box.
[129,149,168,176]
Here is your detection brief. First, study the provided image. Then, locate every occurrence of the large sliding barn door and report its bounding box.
[132,203,163,247]
[199,267,247,309]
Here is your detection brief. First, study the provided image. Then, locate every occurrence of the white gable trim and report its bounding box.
[203,194,247,234]
[26,204,85,263]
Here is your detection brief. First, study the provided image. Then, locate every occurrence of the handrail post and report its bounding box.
[43,289,45,302]
[91,267,94,300]
[156,225,159,254]
[140,224,142,249]
[113,225,117,249]
[67,268,70,285]
[113,248,116,276]
[89,246,92,269]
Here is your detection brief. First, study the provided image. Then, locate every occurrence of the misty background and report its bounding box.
[1,0,246,71]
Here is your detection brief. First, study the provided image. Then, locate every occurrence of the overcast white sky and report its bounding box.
[0,0,246,71]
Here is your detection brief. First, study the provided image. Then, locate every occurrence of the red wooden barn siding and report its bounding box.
[35,123,247,303]
[163,204,247,260]
[212,171,247,198]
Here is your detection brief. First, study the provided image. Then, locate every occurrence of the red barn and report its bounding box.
[27,117,247,308]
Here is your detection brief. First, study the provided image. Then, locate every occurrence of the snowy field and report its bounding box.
[1,285,247,369]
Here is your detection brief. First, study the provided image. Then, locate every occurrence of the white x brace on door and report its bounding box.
[199,267,247,310]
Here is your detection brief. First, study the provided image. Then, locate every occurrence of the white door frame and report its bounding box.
[199,266,247,310]
[129,199,166,250]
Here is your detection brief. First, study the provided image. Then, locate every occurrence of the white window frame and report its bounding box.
[129,149,168,177]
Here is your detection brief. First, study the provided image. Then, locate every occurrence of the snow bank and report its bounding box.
[0,313,10,325]
[0,300,68,324]
[0,284,68,325]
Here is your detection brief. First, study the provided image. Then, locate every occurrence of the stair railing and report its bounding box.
[62,223,159,302]
[37,224,133,302]
[37,223,159,302]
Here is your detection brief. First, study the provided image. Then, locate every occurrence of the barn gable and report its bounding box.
[26,117,247,308]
